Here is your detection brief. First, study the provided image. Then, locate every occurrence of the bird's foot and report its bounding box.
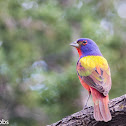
[83,105,88,110]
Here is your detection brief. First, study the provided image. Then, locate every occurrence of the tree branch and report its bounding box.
[48,94,126,126]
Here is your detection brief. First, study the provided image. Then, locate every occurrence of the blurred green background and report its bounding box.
[0,0,126,125]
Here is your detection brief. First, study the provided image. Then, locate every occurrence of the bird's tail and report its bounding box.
[90,87,112,122]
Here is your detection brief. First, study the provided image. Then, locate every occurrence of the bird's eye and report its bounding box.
[83,40,87,45]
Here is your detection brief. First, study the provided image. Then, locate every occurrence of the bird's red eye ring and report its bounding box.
[83,40,87,45]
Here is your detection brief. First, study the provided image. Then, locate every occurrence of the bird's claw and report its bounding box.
[83,105,88,110]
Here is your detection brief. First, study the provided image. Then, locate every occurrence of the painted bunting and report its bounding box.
[70,38,112,122]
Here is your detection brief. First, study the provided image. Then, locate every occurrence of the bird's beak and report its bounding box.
[70,41,79,48]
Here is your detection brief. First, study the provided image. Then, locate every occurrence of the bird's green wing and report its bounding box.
[77,56,111,96]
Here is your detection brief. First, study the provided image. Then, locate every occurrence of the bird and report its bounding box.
[70,38,112,122]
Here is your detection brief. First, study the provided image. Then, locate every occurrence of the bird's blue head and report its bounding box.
[70,38,102,58]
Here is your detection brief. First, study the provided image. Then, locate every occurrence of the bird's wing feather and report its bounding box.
[77,56,111,96]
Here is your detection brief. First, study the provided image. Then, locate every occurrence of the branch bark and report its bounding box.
[48,94,126,126]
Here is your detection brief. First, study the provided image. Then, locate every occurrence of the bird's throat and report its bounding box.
[76,48,82,57]
[76,47,103,58]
